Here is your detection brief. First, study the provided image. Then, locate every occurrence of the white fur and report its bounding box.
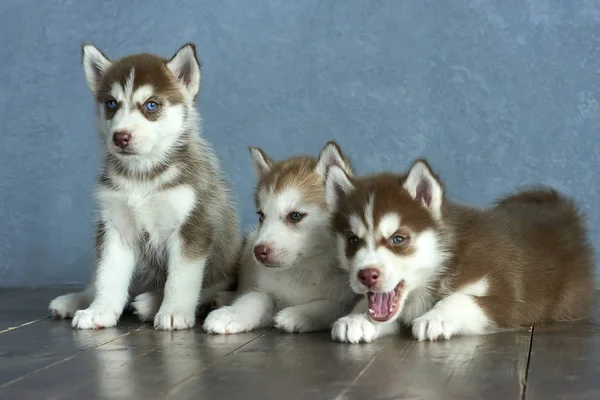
[331,298,401,344]
[249,147,271,179]
[82,44,111,95]
[131,291,162,322]
[412,278,491,341]
[154,250,206,330]
[331,188,449,343]
[204,145,357,335]
[403,161,443,220]
[315,142,349,177]
[98,74,188,168]
[167,44,201,97]
[378,213,401,239]
[324,165,354,211]
[70,184,198,330]
[49,44,236,331]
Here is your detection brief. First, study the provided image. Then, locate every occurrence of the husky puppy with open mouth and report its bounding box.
[203,142,358,334]
[48,43,241,330]
[325,159,594,343]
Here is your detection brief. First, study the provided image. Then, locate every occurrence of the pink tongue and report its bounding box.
[368,292,392,318]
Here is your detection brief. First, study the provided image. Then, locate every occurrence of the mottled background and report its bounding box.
[1,0,599,287]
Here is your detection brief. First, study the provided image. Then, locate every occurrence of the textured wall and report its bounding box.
[1,0,599,287]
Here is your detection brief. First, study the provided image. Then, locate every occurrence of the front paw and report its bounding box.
[412,311,455,341]
[203,307,250,334]
[72,307,119,330]
[131,292,161,322]
[274,308,313,333]
[331,313,378,344]
[49,294,81,319]
[153,309,196,330]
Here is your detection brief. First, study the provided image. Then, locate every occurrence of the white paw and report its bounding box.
[72,307,119,330]
[212,291,235,309]
[131,292,162,322]
[153,309,196,330]
[203,307,250,334]
[49,293,83,319]
[274,308,314,333]
[412,311,455,341]
[331,313,378,344]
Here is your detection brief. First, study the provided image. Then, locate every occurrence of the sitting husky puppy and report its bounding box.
[325,159,594,343]
[203,142,358,334]
[48,43,241,330]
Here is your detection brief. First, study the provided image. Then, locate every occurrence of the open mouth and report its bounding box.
[367,280,405,322]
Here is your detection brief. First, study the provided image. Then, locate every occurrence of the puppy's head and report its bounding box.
[81,43,200,164]
[325,159,449,323]
[249,141,353,269]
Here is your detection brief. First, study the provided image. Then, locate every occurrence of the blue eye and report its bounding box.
[348,235,359,246]
[106,100,117,109]
[287,211,305,223]
[145,101,159,112]
[391,236,406,245]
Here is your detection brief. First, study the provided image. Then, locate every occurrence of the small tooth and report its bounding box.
[368,309,375,314]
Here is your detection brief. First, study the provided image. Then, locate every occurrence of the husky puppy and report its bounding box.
[325,159,594,343]
[48,43,241,330]
[203,142,358,334]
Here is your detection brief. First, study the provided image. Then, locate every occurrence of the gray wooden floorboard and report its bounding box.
[1,289,599,399]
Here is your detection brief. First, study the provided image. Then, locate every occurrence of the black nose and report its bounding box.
[113,131,132,149]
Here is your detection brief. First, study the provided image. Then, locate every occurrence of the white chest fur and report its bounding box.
[254,264,342,309]
[96,179,196,247]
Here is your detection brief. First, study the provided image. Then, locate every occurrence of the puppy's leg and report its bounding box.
[49,285,94,319]
[154,235,206,331]
[331,298,401,344]
[72,225,136,329]
[131,291,163,322]
[274,299,345,333]
[411,293,490,341]
[203,291,273,334]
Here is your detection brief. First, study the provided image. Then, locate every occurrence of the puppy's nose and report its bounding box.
[358,268,380,288]
[253,244,272,262]
[113,131,132,149]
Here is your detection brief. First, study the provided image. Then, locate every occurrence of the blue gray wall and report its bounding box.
[1,0,599,287]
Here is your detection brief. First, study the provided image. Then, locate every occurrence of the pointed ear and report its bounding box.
[325,165,355,211]
[315,141,353,178]
[403,159,444,219]
[81,44,111,95]
[167,43,201,97]
[248,146,273,180]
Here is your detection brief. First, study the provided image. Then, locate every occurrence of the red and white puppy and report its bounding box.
[325,159,594,343]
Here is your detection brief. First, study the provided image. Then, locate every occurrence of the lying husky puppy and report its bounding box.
[203,142,358,334]
[49,43,241,330]
[325,159,594,343]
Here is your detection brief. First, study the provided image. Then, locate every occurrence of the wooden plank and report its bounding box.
[0,327,267,399]
[0,288,68,333]
[167,330,385,400]
[0,314,147,388]
[338,329,532,400]
[525,309,600,400]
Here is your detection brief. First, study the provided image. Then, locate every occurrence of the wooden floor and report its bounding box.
[0,289,598,400]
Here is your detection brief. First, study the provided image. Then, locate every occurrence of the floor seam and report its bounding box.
[520,325,535,400]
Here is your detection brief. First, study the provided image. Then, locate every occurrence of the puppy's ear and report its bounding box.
[316,141,353,178]
[403,159,444,219]
[248,146,273,180]
[167,43,201,97]
[324,165,355,211]
[82,44,111,95]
